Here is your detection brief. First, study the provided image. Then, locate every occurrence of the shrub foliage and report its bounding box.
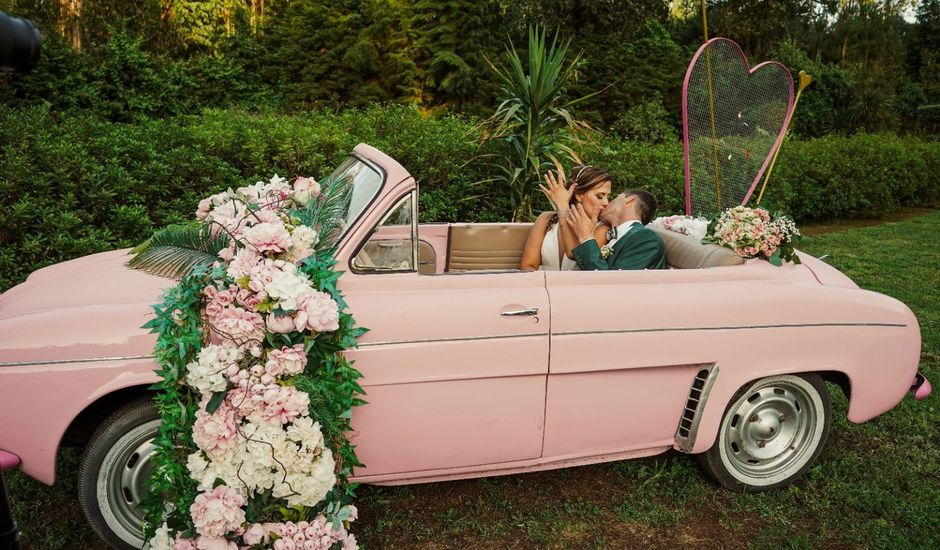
[1,105,938,292]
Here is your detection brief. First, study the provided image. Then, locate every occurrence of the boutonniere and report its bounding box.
[600,244,613,259]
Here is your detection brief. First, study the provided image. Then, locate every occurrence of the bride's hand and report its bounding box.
[565,204,598,242]
[538,163,574,211]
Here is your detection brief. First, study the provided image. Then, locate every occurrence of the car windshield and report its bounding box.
[329,156,384,238]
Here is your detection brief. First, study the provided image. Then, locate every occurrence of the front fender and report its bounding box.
[0,358,159,484]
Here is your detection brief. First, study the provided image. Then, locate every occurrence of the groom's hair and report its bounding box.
[624,189,657,225]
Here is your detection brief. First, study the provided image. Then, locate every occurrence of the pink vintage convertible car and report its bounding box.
[0,144,931,548]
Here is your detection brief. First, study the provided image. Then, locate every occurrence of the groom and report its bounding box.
[566,190,666,270]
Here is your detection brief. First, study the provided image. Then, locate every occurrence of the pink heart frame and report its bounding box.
[682,38,795,216]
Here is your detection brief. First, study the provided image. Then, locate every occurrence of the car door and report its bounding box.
[341,191,550,478]
[541,269,713,460]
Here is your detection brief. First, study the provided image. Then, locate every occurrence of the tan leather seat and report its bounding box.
[446,224,532,271]
[649,227,744,269]
[444,223,742,272]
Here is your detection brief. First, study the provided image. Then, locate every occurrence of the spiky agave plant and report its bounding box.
[485,26,600,222]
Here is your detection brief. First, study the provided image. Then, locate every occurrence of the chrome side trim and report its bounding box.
[0,354,156,367]
[556,322,905,337]
[358,333,544,348]
[675,364,720,453]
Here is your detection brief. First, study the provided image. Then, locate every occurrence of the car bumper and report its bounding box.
[912,372,932,401]
[0,451,19,471]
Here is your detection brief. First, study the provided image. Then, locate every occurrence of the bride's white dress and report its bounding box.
[540,222,579,271]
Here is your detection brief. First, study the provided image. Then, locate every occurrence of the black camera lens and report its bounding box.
[1,11,42,73]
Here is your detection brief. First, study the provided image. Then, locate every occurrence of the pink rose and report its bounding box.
[242,524,271,546]
[273,539,296,550]
[216,290,234,307]
[266,312,296,334]
[189,485,246,538]
[205,301,224,318]
[292,177,321,206]
[196,198,213,220]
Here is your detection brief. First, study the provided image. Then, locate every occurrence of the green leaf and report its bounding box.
[206,390,228,414]
[127,223,230,279]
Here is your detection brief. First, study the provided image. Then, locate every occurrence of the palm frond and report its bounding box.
[127,223,230,279]
[291,175,354,253]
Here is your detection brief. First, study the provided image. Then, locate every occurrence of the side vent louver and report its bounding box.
[674,364,719,453]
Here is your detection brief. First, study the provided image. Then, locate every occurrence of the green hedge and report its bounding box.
[1,105,938,291]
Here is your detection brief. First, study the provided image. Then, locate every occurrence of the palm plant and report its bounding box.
[485,26,598,221]
[127,223,230,279]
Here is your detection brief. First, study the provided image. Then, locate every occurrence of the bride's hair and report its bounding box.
[548,165,613,228]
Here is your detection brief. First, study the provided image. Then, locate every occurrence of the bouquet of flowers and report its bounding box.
[702,205,802,266]
[649,215,711,240]
[131,175,362,550]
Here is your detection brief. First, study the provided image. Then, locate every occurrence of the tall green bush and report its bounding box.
[1,106,937,293]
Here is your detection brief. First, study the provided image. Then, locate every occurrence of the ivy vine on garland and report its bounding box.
[131,174,366,550]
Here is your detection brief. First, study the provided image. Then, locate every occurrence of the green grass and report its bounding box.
[5,211,939,549]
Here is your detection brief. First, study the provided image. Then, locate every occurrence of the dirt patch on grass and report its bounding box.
[800,207,937,236]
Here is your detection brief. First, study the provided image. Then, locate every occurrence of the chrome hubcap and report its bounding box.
[105,431,157,539]
[720,377,822,485]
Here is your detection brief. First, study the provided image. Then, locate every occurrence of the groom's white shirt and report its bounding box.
[606,220,642,248]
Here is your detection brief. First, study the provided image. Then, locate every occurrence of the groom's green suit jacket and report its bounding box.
[572,224,667,271]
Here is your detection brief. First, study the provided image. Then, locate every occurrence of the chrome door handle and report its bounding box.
[501,308,539,316]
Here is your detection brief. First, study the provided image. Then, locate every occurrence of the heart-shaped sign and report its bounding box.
[682,38,794,217]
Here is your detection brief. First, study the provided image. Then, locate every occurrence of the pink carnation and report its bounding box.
[294,290,340,333]
[243,221,292,254]
[227,248,262,280]
[261,386,310,425]
[190,485,246,538]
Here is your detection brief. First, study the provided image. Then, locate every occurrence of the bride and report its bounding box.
[520,164,613,271]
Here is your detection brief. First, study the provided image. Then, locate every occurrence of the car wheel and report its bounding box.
[78,396,159,549]
[698,373,831,492]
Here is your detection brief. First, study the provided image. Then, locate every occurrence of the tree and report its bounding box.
[58,0,81,51]
[410,0,505,111]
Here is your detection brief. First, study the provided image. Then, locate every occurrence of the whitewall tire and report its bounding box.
[698,373,832,491]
